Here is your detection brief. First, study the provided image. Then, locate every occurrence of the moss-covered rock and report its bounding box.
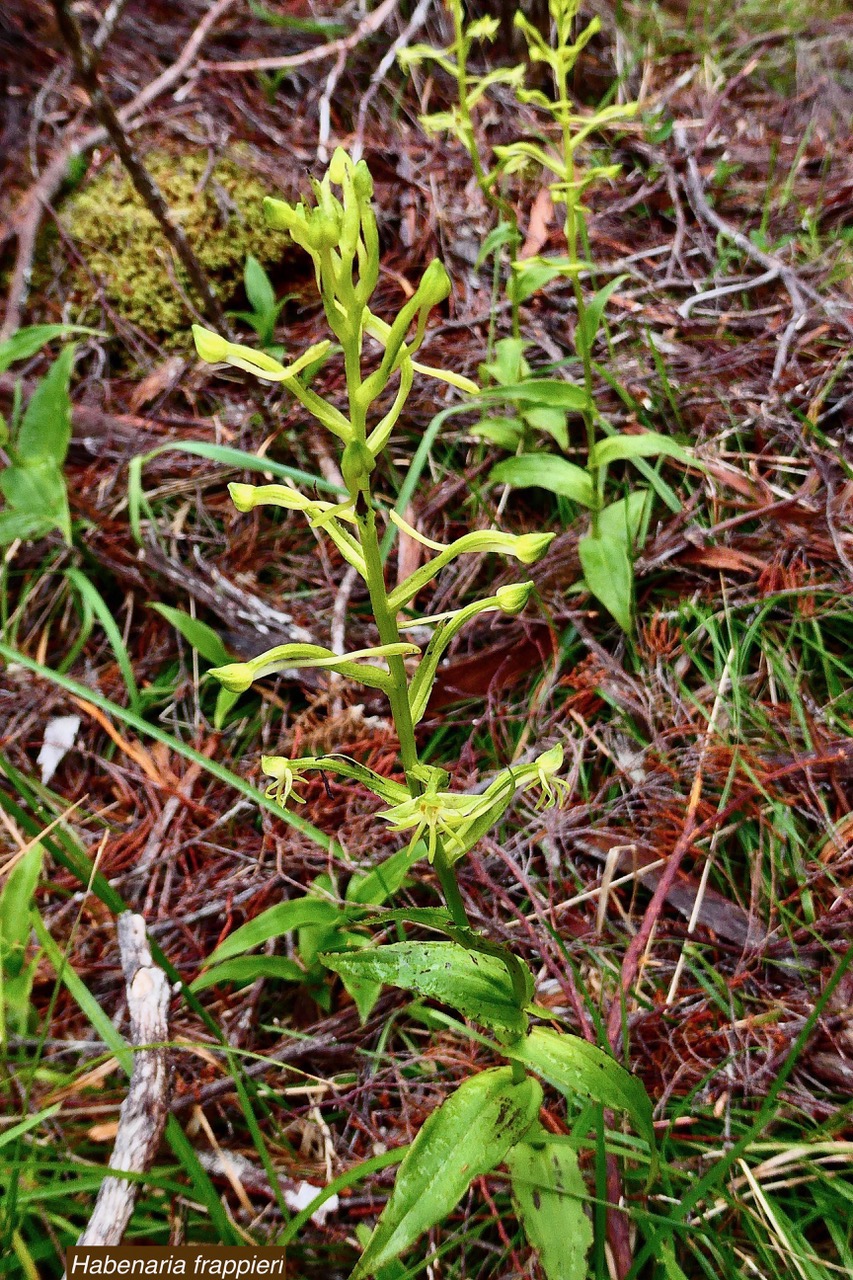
[61,151,291,340]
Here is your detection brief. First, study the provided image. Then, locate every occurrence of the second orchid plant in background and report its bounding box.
[192,150,652,1280]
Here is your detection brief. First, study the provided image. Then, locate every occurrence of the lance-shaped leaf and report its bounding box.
[490,455,594,507]
[506,1027,654,1150]
[346,842,426,907]
[204,897,343,967]
[578,532,633,633]
[189,954,304,994]
[321,941,530,1036]
[209,641,419,695]
[478,378,590,411]
[407,583,534,724]
[598,490,650,552]
[506,1131,593,1280]
[589,430,693,470]
[351,1068,542,1279]
[387,513,553,612]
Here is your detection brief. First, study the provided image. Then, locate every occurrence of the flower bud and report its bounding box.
[209,661,254,694]
[263,196,300,233]
[418,259,451,309]
[341,439,375,496]
[309,210,342,251]
[192,325,229,363]
[352,160,373,202]
[495,582,534,614]
[228,483,256,512]
[514,532,555,564]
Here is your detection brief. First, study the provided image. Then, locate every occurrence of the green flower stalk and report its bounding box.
[192,145,654,1280]
[193,147,562,925]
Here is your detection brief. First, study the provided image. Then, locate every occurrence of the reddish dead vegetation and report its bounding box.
[2,0,853,1266]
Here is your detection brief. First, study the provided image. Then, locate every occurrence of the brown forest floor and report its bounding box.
[2,1,853,1276]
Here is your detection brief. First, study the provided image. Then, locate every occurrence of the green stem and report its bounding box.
[358,502,470,929]
[557,57,600,536]
[452,3,521,345]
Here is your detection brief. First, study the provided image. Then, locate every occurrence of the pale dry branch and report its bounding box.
[201,0,399,74]
[72,913,171,1252]
[353,0,434,162]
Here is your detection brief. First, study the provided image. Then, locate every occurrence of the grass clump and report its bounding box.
[61,151,290,339]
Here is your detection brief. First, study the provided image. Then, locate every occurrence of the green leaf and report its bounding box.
[598,490,650,551]
[0,459,67,514]
[469,416,524,450]
[66,567,140,712]
[510,257,578,303]
[205,898,343,966]
[578,532,633,632]
[0,325,93,375]
[1,844,43,979]
[332,933,382,1023]
[480,336,528,386]
[320,941,529,1036]
[506,1028,654,1149]
[0,460,71,543]
[590,431,691,470]
[354,1225,407,1280]
[189,955,303,993]
[0,1103,61,1152]
[521,405,569,450]
[16,345,75,464]
[506,1131,593,1280]
[491,454,594,507]
[346,843,425,906]
[244,254,277,322]
[150,604,231,667]
[352,1068,543,1279]
[361,907,453,932]
[247,0,346,34]
[476,221,518,269]
[0,509,56,546]
[481,379,589,410]
[577,274,627,358]
[214,685,242,730]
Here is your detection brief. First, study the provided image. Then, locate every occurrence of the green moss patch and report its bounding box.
[61,151,292,340]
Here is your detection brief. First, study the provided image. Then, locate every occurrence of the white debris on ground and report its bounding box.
[283,1180,340,1225]
[37,715,81,784]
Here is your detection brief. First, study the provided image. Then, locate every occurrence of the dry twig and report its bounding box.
[1,0,236,339]
[50,0,230,333]
[201,0,400,75]
[72,913,171,1251]
[674,129,853,388]
[606,646,735,1050]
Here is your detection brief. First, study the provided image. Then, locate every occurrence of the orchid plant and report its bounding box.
[192,149,652,1280]
[401,0,695,632]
